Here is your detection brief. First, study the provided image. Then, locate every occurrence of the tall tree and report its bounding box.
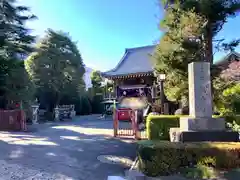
[154,0,240,105]
[0,0,36,108]
[153,8,206,104]
[90,70,103,95]
[90,70,104,113]
[25,29,85,112]
[161,0,240,64]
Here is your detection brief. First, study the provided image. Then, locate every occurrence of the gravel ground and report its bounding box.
[0,115,136,180]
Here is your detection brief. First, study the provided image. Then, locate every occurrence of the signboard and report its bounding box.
[119,97,148,110]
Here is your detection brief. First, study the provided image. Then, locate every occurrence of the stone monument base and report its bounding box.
[170,117,239,142]
[180,117,225,131]
[181,131,239,142]
[170,128,239,142]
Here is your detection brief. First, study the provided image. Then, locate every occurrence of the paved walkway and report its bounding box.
[0,115,136,180]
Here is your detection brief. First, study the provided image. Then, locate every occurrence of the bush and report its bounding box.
[181,164,217,179]
[219,84,240,115]
[137,140,240,177]
[146,115,181,140]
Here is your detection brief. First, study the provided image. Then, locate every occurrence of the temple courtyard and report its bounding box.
[0,115,136,180]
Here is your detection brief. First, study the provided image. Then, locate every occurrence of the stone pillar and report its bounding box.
[54,106,60,121]
[188,62,212,117]
[31,105,39,124]
[180,62,224,131]
[70,105,76,118]
[169,62,238,142]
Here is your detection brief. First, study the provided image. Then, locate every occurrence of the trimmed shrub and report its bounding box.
[137,140,240,177]
[146,115,181,140]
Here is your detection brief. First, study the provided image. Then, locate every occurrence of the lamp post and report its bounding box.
[157,74,166,114]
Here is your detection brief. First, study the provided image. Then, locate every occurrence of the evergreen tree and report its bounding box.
[154,0,240,105]
[0,0,36,108]
[161,0,240,64]
[25,29,85,112]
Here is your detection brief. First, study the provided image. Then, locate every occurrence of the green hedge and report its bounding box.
[146,115,181,140]
[147,115,240,140]
[137,140,240,177]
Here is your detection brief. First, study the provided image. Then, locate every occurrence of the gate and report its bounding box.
[0,110,27,131]
[113,108,140,139]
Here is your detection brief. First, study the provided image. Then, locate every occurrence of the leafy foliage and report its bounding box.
[212,76,236,112]
[25,29,85,112]
[154,0,240,104]
[5,61,35,104]
[90,70,103,94]
[146,115,180,140]
[0,0,36,108]
[222,84,240,114]
[137,140,240,177]
[227,120,240,133]
[89,70,105,114]
[153,7,206,103]
[162,0,240,57]
[182,165,217,179]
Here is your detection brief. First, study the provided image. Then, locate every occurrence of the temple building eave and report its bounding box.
[102,71,154,80]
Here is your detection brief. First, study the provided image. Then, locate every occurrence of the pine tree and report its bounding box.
[161,0,240,64]
[0,0,36,108]
[154,0,240,105]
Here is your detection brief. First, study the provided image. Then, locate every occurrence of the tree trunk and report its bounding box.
[205,21,215,114]
[205,22,213,65]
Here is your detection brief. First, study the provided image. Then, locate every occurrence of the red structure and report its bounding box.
[0,110,27,131]
[113,108,140,139]
[117,107,132,121]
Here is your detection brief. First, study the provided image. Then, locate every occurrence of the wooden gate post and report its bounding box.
[131,110,140,140]
[134,110,141,140]
[20,110,27,131]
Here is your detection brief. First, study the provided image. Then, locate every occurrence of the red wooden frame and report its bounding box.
[113,108,140,139]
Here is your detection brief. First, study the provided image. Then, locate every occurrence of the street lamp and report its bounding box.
[154,72,166,114]
[157,74,166,114]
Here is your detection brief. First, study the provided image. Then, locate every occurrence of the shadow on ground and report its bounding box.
[0,115,137,180]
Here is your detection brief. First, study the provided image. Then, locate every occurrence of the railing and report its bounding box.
[103,92,116,100]
[54,105,76,121]
[0,110,27,131]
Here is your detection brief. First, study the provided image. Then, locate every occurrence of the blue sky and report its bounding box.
[19,0,240,71]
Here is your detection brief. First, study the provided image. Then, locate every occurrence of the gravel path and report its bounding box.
[0,115,136,180]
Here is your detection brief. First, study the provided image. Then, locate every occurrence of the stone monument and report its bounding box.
[170,62,239,142]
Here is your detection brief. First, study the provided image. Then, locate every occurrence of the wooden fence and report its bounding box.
[0,110,27,131]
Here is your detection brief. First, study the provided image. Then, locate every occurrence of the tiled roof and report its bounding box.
[102,45,156,77]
